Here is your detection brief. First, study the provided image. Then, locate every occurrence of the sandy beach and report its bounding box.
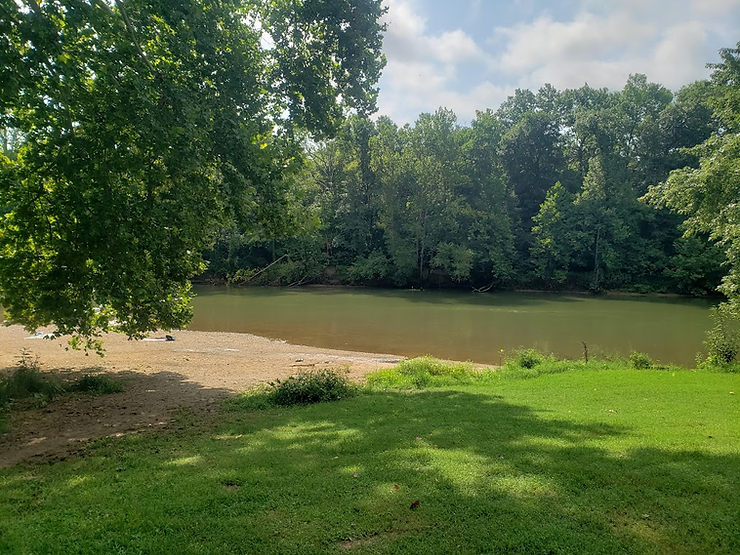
[0,325,403,467]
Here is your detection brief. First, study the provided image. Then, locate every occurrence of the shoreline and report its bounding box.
[0,325,404,467]
[191,280,721,300]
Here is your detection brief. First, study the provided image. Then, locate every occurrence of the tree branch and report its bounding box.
[114,0,156,74]
[89,0,156,75]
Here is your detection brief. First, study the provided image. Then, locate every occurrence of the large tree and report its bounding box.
[645,43,740,309]
[0,0,385,345]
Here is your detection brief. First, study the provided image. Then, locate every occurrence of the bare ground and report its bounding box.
[0,325,403,467]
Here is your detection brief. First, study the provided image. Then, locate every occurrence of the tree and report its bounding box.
[0,0,386,345]
[645,43,740,310]
[459,110,515,287]
[500,110,565,229]
[530,182,578,285]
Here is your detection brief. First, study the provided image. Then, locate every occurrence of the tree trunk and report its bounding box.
[592,226,601,291]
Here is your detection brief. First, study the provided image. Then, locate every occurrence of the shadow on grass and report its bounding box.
[0,367,232,468]
[1,389,738,554]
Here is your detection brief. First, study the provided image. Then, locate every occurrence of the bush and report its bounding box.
[629,351,653,370]
[70,375,124,395]
[348,250,391,284]
[0,350,64,406]
[266,369,357,406]
[702,304,739,366]
[512,348,545,369]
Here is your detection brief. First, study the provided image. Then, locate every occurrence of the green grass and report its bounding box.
[366,356,490,389]
[364,353,680,389]
[1,363,738,554]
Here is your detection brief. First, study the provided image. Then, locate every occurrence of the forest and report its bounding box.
[202,73,726,295]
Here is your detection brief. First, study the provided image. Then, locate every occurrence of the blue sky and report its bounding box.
[376,0,740,124]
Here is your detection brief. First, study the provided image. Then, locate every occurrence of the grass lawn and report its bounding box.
[1,366,738,554]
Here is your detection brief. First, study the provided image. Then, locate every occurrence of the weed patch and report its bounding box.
[0,350,64,407]
[69,374,124,395]
[0,351,124,433]
[511,348,546,369]
[629,351,653,369]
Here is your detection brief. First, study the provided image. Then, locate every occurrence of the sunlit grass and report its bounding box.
[0,365,738,554]
[366,356,493,389]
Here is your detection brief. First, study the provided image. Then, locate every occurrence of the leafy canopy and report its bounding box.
[0,0,386,344]
[644,43,740,308]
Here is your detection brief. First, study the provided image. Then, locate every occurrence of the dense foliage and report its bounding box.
[645,44,740,303]
[205,58,737,295]
[0,0,386,343]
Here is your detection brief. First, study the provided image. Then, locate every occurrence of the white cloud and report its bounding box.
[375,0,738,125]
[650,22,709,86]
[382,0,487,64]
[435,30,487,64]
[494,13,655,74]
[489,1,726,92]
[378,0,494,123]
[692,0,740,15]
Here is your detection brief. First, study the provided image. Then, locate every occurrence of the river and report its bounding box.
[189,286,715,367]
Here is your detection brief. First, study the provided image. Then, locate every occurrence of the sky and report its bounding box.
[375,0,740,125]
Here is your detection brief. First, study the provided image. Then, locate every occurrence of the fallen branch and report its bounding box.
[288,273,312,288]
[234,254,288,284]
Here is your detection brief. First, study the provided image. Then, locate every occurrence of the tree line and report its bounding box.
[203,72,727,294]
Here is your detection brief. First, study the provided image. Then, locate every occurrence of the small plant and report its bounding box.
[512,348,544,369]
[70,375,124,395]
[0,350,64,406]
[629,351,653,370]
[266,369,356,406]
[702,304,739,367]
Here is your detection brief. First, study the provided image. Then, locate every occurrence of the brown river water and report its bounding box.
[190,287,715,367]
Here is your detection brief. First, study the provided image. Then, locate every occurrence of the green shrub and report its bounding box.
[348,250,391,284]
[512,348,545,369]
[266,369,357,406]
[629,351,653,369]
[702,304,739,367]
[0,350,64,406]
[70,375,124,395]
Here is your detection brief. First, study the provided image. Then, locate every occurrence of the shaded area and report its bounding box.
[1,382,737,554]
[0,324,401,467]
[0,368,232,468]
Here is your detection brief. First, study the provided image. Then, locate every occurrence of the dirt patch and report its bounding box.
[0,325,402,467]
[340,531,403,549]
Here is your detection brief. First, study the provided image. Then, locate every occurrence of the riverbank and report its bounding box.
[0,325,403,467]
[194,278,720,299]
